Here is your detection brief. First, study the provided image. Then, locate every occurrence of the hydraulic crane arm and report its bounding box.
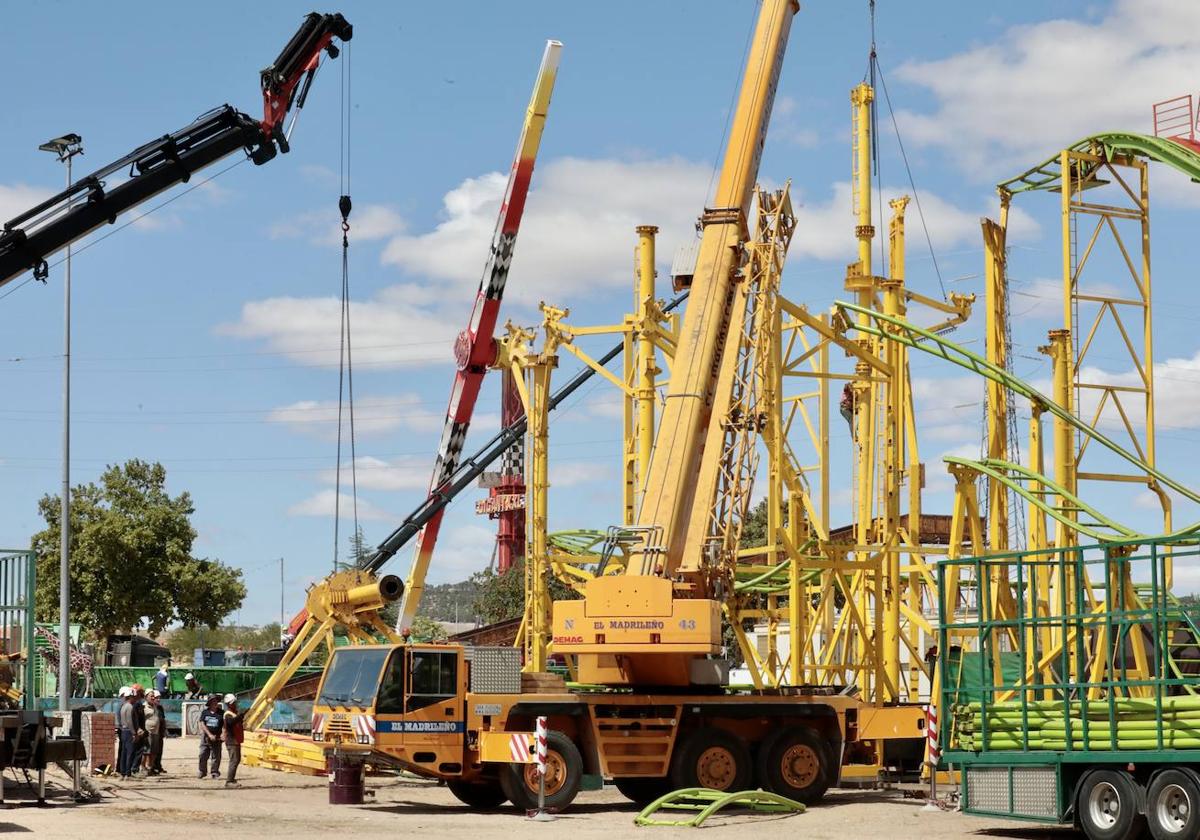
[395,41,562,629]
[0,12,352,289]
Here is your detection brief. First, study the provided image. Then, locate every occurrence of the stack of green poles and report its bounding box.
[952,696,1200,752]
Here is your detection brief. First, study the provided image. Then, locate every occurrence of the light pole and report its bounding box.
[39,133,83,711]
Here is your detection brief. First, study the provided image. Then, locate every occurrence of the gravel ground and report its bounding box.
[0,737,1077,839]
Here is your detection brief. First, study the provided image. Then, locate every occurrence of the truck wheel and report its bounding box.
[447,780,507,810]
[670,727,752,792]
[1078,770,1147,840]
[614,777,674,806]
[1147,769,1200,840]
[500,730,583,811]
[755,726,833,805]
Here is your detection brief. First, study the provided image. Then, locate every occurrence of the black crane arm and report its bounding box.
[0,12,352,289]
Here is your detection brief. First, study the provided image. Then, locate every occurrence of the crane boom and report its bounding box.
[0,12,352,288]
[636,0,794,578]
[552,0,798,687]
[395,40,562,629]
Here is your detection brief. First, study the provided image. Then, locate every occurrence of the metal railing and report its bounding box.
[938,536,1200,756]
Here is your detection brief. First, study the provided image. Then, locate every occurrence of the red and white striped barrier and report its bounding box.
[510,732,531,763]
[926,704,940,765]
[536,716,548,776]
[352,714,376,745]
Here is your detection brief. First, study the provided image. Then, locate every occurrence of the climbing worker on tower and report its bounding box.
[840,382,856,437]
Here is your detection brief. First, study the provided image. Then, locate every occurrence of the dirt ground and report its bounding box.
[0,738,1075,840]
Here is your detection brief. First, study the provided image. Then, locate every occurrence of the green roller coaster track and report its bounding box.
[998,132,1200,194]
[834,300,1200,542]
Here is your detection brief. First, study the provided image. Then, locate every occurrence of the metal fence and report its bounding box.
[0,549,37,709]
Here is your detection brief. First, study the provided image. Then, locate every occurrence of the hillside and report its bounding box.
[417,579,479,624]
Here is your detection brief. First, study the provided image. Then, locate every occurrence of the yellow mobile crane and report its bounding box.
[305,0,872,811]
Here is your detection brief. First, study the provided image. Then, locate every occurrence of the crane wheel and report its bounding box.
[500,730,583,811]
[669,727,752,793]
[447,780,508,810]
[755,726,833,805]
[614,777,674,806]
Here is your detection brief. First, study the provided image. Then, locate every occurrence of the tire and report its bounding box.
[614,777,674,807]
[755,726,834,805]
[1147,769,1200,840]
[669,727,753,793]
[447,780,507,810]
[500,730,583,811]
[1077,770,1148,840]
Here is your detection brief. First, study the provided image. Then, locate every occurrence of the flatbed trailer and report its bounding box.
[310,643,927,811]
[939,536,1200,840]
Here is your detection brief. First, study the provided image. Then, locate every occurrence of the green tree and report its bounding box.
[723,499,773,666]
[469,560,579,625]
[408,615,448,643]
[31,459,246,639]
[164,623,284,661]
[740,498,771,549]
[349,525,371,567]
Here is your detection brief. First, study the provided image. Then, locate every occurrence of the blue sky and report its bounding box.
[4,1,1200,626]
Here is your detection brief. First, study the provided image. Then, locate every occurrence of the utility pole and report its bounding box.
[39,132,83,712]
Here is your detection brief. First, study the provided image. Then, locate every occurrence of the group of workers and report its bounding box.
[116,666,246,786]
[115,683,168,779]
[151,663,206,699]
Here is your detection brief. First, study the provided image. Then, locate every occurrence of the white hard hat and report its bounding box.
[118,686,131,697]
[223,693,236,704]
[185,672,194,680]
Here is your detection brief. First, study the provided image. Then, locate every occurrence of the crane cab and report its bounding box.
[312,643,469,775]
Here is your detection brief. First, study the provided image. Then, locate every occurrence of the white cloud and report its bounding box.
[912,375,984,443]
[267,394,444,440]
[775,96,821,149]
[788,182,1039,263]
[287,489,392,521]
[1009,278,1066,321]
[0,184,52,224]
[240,158,1037,375]
[894,0,1200,178]
[270,203,406,244]
[1075,350,1200,432]
[551,460,612,488]
[237,156,713,370]
[423,522,498,584]
[217,284,461,369]
[319,455,431,492]
[380,156,712,304]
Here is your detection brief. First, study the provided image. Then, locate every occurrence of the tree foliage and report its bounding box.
[723,499,773,665]
[408,615,448,643]
[164,623,283,661]
[349,525,371,567]
[469,560,579,625]
[31,460,246,639]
